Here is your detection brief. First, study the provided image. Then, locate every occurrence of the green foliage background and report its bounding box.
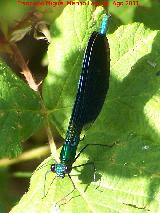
[0,0,160,212]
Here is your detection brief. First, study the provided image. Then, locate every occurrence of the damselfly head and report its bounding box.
[51,163,72,178]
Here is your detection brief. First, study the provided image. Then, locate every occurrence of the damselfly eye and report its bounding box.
[51,164,56,172]
[65,165,72,174]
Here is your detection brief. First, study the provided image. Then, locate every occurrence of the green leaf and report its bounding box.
[10,7,160,213]
[0,59,44,158]
[0,0,30,26]
[109,0,160,33]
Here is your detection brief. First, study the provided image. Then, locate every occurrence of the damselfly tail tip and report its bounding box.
[99,13,111,35]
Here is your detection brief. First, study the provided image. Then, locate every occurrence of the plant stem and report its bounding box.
[10,41,60,162]
[10,43,38,91]
[0,146,50,167]
[8,37,61,162]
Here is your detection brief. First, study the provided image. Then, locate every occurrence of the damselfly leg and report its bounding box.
[74,142,116,162]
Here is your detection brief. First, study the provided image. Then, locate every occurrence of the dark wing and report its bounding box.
[69,31,110,133]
